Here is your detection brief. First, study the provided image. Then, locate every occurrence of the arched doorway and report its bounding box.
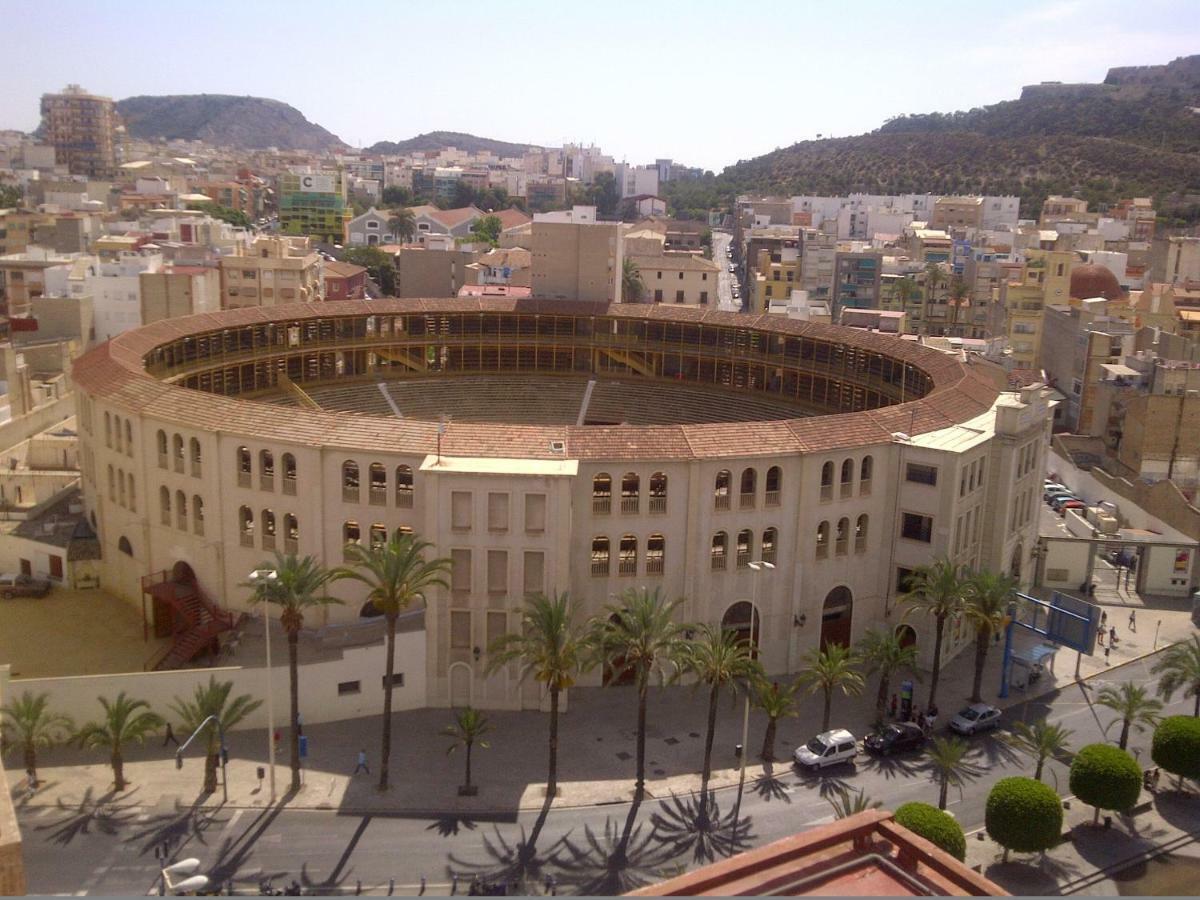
[1010,543,1023,579]
[602,613,637,686]
[895,623,917,649]
[820,586,853,650]
[721,601,760,654]
[449,663,472,708]
[171,560,196,583]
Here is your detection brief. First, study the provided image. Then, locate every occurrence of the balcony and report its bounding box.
[262,533,276,551]
[593,496,612,515]
[714,494,731,511]
[260,475,274,492]
[765,490,780,508]
[711,555,727,571]
[158,451,169,470]
[369,486,387,506]
[646,556,664,575]
[396,488,413,508]
[591,560,610,577]
[820,485,832,502]
[740,492,755,510]
[342,486,359,504]
[618,558,638,576]
[649,496,667,514]
[284,538,298,554]
[621,496,639,515]
[283,477,297,496]
[860,479,871,497]
[237,471,251,489]
[240,531,254,548]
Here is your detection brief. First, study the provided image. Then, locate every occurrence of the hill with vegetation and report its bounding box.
[116,94,345,151]
[366,131,541,158]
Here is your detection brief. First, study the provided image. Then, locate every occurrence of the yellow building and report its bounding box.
[279,171,352,243]
[751,248,800,314]
[1001,250,1076,368]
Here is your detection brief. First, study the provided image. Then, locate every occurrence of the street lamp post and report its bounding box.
[248,568,278,802]
[740,560,775,786]
[175,714,228,804]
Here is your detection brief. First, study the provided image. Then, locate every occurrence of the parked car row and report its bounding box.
[1044,480,1086,513]
[0,572,52,599]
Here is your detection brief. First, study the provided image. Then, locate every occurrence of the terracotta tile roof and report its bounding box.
[494,208,532,231]
[323,261,367,279]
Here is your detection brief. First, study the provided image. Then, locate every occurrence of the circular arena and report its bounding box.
[72,299,1048,711]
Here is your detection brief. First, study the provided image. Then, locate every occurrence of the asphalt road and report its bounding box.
[17,651,1192,895]
[712,231,741,313]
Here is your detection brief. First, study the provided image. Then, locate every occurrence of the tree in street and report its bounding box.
[900,558,967,710]
[1069,743,1141,824]
[186,202,250,228]
[1096,681,1163,750]
[468,214,503,246]
[245,551,340,792]
[442,706,491,796]
[592,587,691,801]
[894,802,966,861]
[751,677,800,762]
[925,735,971,811]
[170,677,261,794]
[1151,635,1200,717]
[386,208,416,243]
[622,257,645,303]
[1151,715,1200,788]
[796,643,864,732]
[1006,719,1074,781]
[335,532,450,791]
[75,692,163,791]
[382,186,413,207]
[963,569,1016,703]
[856,627,919,724]
[682,624,763,827]
[0,690,73,786]
[985,776,1063,861]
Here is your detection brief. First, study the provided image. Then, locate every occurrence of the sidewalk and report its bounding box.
[11,597,1196,819]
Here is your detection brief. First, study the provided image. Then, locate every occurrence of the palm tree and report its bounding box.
[592,587,691,801]
[75,692,163,791]
[245,552,340,793]
[386,207,415,243]
[890,276,916,310]
[170,677,262,794]
[900,558,967,710]
[683,625,763,827]
[752,677,800,762]
[486,592,585,802]
[622,257,645,303]
[1151,635,1200,717]
[827,786,881,819]
[442,707,491,796]
[1096,682,1163,750]
[335,532,450,791]
[856,628,919,724]
[0,690,72,786]
[797,643,864,732]
[926,735,971,810]
[962,570,1016,703]
[1007,719,1073,781]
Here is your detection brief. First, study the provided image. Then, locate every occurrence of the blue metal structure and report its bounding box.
[999,591,1099,698]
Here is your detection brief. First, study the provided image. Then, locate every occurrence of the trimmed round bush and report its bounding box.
[895,802,967,861]
[1069,743,1140,819]
[985,776,1063,855]
[1151,715,1200,783]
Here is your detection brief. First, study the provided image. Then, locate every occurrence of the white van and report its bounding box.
[793,729,858,770]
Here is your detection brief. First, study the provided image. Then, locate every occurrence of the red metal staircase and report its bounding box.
[142,569,236,670]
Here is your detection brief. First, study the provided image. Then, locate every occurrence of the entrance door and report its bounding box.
[820,586,853,650]
[449,664,472,708]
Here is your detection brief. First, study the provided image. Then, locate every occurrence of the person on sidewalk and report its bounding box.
[1128,610,1136,632]
[162,722,179,748]
[1105,644,1112,665]
[1110,626,1119,646]
[926,703,938,732]
[353,748,370,775]
[1097,628,1104,647]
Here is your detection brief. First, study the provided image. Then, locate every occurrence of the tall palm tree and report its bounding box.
[386,207,415,243]
[170,677,262,794]
[1096,682,1163,750]
[1151,635,1200,717]
[1007,719,1073,781]
[963,570,1016,703]
[856,628,919,724]
[622,257,645,303]
[75,692,163,791]
[0,690,73,786]
[926,735,971,810]
[752,677,800,762]
[890,276,916,310]
[592,587,691,801]
[797,643,865,732]
[683,624,763,827]
[900,558,967,710]
[335,532,450,791]
[486,592,585,801]
[442,707,491,796]
[245,552,340,793]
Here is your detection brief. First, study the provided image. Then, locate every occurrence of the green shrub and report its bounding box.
[895,802,967,861]
[985,776,1063,857]
[1151,716,1200,784]
[1069,743,1140,821]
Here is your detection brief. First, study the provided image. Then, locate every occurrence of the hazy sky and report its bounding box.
[3,0,1197,171]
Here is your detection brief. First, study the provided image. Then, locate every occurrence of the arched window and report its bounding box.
[618,534,638,575]
[762,527,778,564]
[238,505,254,546]
[237,446,252,487]
[172,434,184,473]
[711,531,728,570]
[736,528,753,567]
[259,450,275,489]
[193,495,204,536]
[160,485,171,526]
[118,536,133,556]
[765,466,782,507]
[816,521,829,558]
[860,455,873,495]
[592,473,613,514]
[114,418,123,454]
[189,437,202,477]
[370,522,387,550]
[820,586,854,650]
[840,459,853,498]
[124,420,133,456]
[283,513,298,552]
[835,517,849,555]
[156,429,167,468]
[369,463,387,505]
[739,468,757,509]
[118,468,126,507]
[108,465,116,502]
[648,472,668,514]
[282,453,297,495]
[127,473,136,512]
[820,461,834,501]
[104,413,112,449]
[855,514,868,553]
[262,508,276,550]
[343,520,361,560]
[394,525,413,540]
[395,464,413,507]
[342,460,360,502]
[175,490,187,531]
[721,601,759,652]
[714,470,732,510]
[620,473,640,514]
[646,534,665,574]
[590,536,610,576]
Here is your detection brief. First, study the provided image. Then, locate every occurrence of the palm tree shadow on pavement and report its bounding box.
[548,798,680,896]
[124,797,231,856]
[203,801,290,888]
[35,785,142,846]
[427,814,479,838]
[446,796,564,895]
[752,765,794,804]
[649,792,756,864]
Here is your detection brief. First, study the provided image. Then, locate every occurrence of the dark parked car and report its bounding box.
[864,722,926,756]
[0,573,51,599]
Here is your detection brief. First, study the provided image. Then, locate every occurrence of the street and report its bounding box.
[15,650,1194,895]
[711,231,741,313]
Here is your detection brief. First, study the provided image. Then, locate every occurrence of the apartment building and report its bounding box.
[140,266,221,325]
[323,261,368,300]
[39,85,118,178]
[1042,299,1134,432]
[1165,237,1200,285]
[930,196,984,230]
[750,246,800,313]
[278,171,352,243]
[530,207,623,303]
[394,245,476,298]
[219,235,322,309]
[632,252,719,306]
[800,228,837,302]
[832,249,882,317]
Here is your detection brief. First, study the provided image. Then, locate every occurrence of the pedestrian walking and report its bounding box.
[353,748,370,775]
[26,768,36,792]
[1097,628,1104,647]
[1100,610,1107,628]
[1129,610,1137,632]
[1110,626,1118,646]
[1105,644,1111,665]
[926,703,938,732]
[162,721,179,748]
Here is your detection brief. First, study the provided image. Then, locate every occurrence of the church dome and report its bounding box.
[1069,264,1123,301]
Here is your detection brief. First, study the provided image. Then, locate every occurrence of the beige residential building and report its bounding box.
[39,84,119,178]
[219,236,322,309]
[1165,237,1200,285]
[531,208,623,303]
[141,266,221,325]
[630,250,719,306]
[395,247,477,297]
[930,196,984,230]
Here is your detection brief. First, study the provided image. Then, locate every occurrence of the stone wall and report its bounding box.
[0,757,27,896]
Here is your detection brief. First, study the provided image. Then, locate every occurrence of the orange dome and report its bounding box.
[1069,264,1123,301]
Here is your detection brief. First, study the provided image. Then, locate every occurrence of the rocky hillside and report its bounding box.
[116,94,345,151]
[367,131,540,158]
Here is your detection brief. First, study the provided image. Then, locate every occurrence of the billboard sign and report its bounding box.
[298,174,335,193]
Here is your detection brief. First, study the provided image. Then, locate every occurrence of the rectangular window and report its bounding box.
[381,673,404,688]
[337,680,361,695]
[675,290,685,302]
[487,549,507,594]
[896,566,915,594]
[521,492,547,533]
[901,513,933,543]
[487,492,509,532]
[451,491,472,530]
[450,611,471,649]
[451,548,471,593]
[487,611,507,651]
[654,289,663,302]
[699,291,708,304]
[905,463,938,486]
[524,550,545,595]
